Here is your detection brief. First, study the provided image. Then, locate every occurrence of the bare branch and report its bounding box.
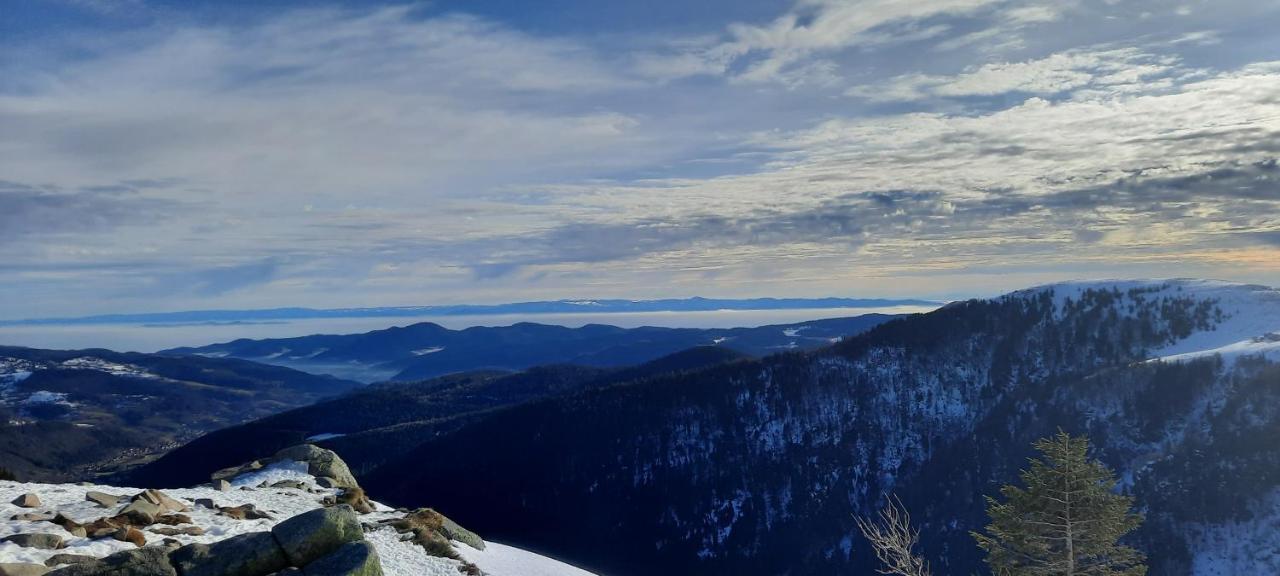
[856,494,931,576]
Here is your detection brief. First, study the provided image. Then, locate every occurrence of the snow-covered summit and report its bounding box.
[1007,278,1280,362]
[0,449,597,576]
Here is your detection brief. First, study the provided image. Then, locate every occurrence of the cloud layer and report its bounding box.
[1,0,1278,317]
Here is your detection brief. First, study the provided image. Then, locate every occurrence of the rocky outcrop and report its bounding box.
[212,445,359,491]
[334,487,374,515]
[381,508,485,552]
[48,506,382,576]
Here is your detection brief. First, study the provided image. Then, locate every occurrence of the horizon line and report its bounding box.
[0,296,945,327]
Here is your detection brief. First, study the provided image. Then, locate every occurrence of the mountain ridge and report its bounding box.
[162,315,901,382]
[354,278,1280,575]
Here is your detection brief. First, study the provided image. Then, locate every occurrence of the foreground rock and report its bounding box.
[85,491,121,508]
[383,508,484,552]
[48,547,176,576]
[212,445,359,490]
[42,555,94,568]
[169,533,288,576]
[48,506,381,576]
[0,563,50,576]
[1,534,62,550]
[301,541,382,576]
[9,494,40,508]
[271,506,364,567]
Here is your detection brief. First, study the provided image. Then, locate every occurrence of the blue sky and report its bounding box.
[2,0,1279,318]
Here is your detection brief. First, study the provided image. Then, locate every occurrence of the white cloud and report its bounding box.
[1004,4,1063,24]
[634,0,1002,84]
[3,0,1280,315]
[847,46,1185,101]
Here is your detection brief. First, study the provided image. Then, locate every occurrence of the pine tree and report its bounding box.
[973,431,1146,576]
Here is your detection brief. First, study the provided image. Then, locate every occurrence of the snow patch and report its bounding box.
[782,326,808,337]
[455,541,599,576]
[227,460,312,488]
[1187,489,1280,575]
[1155,333,1280,365]
[411,347,445,356]
[22,391,70,405]
[305,432,346,442]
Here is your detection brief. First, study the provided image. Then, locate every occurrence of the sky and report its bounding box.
[2,0,1279,319]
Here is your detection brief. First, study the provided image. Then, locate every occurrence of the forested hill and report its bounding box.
[0,347,357,481]
[363,280,1280,576]
[163,314,899,382]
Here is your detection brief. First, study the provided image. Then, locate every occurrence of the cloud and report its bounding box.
[190,258,282,296]
[452,59,1280,277]
[0,6,650,204]
[0,180,178,244]
[846,46,1184,101]
[461,159,1280,275]
[634,0,1001,84]
[3,0,1280,317]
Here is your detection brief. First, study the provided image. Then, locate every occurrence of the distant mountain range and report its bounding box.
[164,315,902,382]
[0,296,940,326]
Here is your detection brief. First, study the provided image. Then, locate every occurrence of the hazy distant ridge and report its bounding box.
[2,296,941,326]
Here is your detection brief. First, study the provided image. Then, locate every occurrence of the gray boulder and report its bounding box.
[169,532,290,576]
[42,555,95,568]
[314,478,339,489]
[85,491,121,508]
[47,546,176,576]
[439,514,485,551]
[116,499,161,526]
[300,541,382,576]
[273,445,359,489]
[271,506,363,567]
[132,490,188,513]
[1,533,63,550]
[10,493,40,508]
[211,460,264,483]
[0,564,49,576]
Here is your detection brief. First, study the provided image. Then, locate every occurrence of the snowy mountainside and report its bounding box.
[0,347,357,481]
[0,455,596,575]
[1011,278,1280,359]
[364,279,1280,576]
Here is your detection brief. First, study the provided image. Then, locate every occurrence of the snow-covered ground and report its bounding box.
[1019,278,1280,361]
[0,465,597,576]
[1155,332,1280,365]
[1186,489,1280,576]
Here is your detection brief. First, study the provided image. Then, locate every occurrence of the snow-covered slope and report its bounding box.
[0,463,597,576]
[1016,278,1280,360]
